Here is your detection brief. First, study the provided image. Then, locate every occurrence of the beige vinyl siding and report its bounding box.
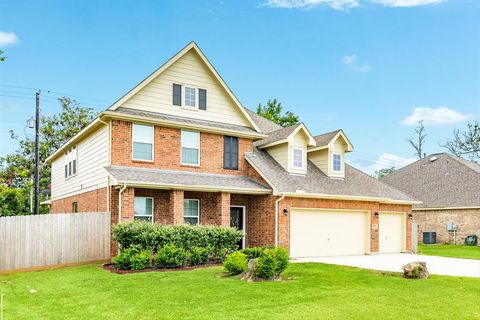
[308,149,329,175]
[291,130,308,147]
[51,125,109,200]
[266,143,289,171]
[122,50,251,128]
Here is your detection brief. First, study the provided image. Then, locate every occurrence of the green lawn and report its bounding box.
[418,244,480,260]
[1,263,479,320]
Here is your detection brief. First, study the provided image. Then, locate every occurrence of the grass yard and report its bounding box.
[1,263,479,320]
[418,244,480,260]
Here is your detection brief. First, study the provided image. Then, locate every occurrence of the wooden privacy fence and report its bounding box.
[0,212,111,272]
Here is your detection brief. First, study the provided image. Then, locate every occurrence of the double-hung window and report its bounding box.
[184,86,196,108]
[64,146,77,179]
[224,136,238,170]
[134,197,153,222]
[184,199,199,225]
[181,130,200,165]
[332,153,342,172]
[132,124,154,161]
[291,147,305,170]
[172,83,207,110]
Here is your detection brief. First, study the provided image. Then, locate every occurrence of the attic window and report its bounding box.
[291,147,305,170]
[332,153,342,172]
[184,86,196,108]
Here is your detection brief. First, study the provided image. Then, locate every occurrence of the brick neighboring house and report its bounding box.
[45,42,418,257]
[381,153,480,245]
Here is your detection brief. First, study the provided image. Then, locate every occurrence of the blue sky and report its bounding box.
[0,0,479,174]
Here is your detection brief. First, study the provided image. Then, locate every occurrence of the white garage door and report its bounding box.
[379,212,405,253]
[290,209,369,258]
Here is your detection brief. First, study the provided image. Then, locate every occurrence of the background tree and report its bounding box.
[0,97,97,215]
[442,120,480,162]
[0,50,6,62]
[374,167,396,179]
[256,98,299,128]
[408,120,427,159]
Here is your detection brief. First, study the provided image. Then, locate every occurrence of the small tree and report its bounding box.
[408,120,427,159]
[442,120,480,162]
[256,99,299,128]
[374,167,396,179]
[0,50,6,62]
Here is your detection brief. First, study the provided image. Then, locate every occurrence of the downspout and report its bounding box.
[275,193,285,247]
[118,182,127,223]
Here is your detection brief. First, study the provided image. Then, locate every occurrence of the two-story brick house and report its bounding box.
[46,42,418,258]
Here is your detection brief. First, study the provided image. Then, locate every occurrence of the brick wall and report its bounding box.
[414,208,480,245]
[111,120,253,175]
[50,187,108,213]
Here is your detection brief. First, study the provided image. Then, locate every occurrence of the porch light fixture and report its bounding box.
[374,212,379,218]
[282,208,289,216]
[408,213,413,219]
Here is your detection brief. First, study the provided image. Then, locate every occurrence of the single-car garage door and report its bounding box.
[379,212,406,253]
[290,209,370,258]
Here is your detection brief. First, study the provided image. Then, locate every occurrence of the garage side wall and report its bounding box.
[278,198,412,254]
[414,208,480,245]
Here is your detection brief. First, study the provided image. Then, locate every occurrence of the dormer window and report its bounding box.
[291,147,305,170]
[332,153,342,172]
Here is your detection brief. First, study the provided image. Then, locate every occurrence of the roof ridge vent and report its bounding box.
[429,156,438,162]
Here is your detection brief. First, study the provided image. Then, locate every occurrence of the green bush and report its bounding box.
[240,246,272,260]
[113,222,244,256]
[189,246,211,266]
[224,251,248,275]
[253,247,289,280]
[155,244,188,268]
[113,245,152,270]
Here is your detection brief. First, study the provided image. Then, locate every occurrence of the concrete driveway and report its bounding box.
[292,253,480,278]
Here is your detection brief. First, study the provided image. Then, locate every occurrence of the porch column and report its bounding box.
[120,187,135,222]
[219,192,231,227]
[171,190,184,225]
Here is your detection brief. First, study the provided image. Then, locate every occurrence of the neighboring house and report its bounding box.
[45,42,418,258]
[381,153,480,245]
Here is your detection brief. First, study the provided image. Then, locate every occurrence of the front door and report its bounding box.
[230,207,245,249]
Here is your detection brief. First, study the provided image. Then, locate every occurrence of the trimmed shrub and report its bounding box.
[254,250,277,279]
[240,246,273,260]
[189,246,211,266]
[113,245,152,270]
[272,247,289,275]
[155,244,188,268]
[113,222,243,256]
[224,251,248,275]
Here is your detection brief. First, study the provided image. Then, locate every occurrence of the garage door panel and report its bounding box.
[290,209,369,258]
[379,213,405,253]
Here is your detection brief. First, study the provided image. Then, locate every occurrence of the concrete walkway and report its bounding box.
[292,253,480,278]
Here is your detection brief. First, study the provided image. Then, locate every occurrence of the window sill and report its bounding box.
[181,163,201,168]
[132,159,155,163]
[65,173,78,181]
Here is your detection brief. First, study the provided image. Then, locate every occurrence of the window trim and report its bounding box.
[290,146,306,170]
[332,153,343,173]
[64,145,78,180]
[132,123,154,162]
[182,85,198,110]
[133,196,154,223]
[181,130,201,166]
[183,198,200,225]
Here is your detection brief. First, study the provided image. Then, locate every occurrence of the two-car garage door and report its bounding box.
[290,209,406,258]
[290,209,370,258]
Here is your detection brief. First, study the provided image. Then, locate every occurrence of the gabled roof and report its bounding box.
[245,148,417,204]
[107,41,261,133]
[244,108,283,134]
[254,123,316,149]
[309,129,354,152]
[381,153,480,209]
[105,166,271,194]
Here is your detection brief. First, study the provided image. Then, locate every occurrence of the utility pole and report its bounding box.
[34,91,40,215]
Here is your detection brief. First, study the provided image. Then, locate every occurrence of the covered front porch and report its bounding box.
[114,187,277,248]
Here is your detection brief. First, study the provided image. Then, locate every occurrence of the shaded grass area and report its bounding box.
[1,263,479,320]
[418,244,480,260]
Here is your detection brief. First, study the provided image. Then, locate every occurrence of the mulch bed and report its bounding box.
[102,263,222,274]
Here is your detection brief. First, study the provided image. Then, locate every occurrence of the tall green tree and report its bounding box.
[442,120,480,162]
[374,167,396,179]
[256,99,299,128]
[0,97,97,211]
[0,50,6,62]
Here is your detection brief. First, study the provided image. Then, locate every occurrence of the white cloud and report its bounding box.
[342,54,371,73]
[262,0,445,9]
[0,31,19,47]
[349,153,416,175]
[263,0,359,10]
[401,107,470,126]
[370,0,444,7]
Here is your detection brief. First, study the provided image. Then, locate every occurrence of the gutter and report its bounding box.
[275,193,285,247]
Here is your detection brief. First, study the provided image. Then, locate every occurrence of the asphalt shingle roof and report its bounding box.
[245,149,416,202]
[104,166,271,192]
[313,130,341,147]
[243,108,283,134]
[380,153,480,208]
[113,107,261,135]
[253,123,302,148]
